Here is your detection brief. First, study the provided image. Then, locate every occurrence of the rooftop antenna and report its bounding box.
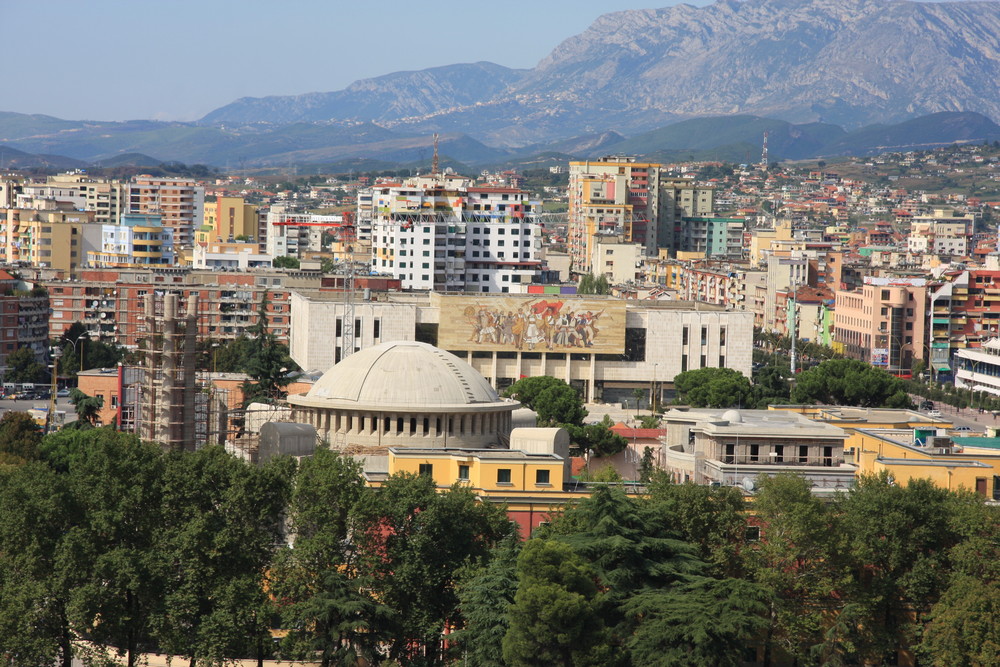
[432,133,440,176]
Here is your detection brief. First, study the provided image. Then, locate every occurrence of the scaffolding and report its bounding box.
[140,292,198,451]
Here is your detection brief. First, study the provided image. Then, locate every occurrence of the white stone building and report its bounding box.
[289,291,753,404]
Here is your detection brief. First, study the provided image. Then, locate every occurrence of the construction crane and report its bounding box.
[760,130,769,171]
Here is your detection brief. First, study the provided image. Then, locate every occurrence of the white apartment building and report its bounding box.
[266,205,345,258]
[192,242,273,270]
[907,208,974,256]
[369,176,544,292]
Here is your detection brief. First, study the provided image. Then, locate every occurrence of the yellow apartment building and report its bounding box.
[201,196,258,244]
[0,205,93,273]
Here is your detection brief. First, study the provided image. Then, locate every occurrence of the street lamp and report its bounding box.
[62,332,89,374]
[47,347,62,434]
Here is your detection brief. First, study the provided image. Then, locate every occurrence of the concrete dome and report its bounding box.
[722,409,743,424]
[287,341,518,451]
[295,341,503,411]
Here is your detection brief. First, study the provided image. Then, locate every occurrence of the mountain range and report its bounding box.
[4,0,1000,169]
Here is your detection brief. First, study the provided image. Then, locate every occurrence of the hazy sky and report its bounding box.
[2,0,711,122]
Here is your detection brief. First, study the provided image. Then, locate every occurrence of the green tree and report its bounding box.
[752,366,791,408]
[66,434,166,667]
[504,375,587,426]
[566,421,629,458]
[647,474,749,578]
[276,565,392,667]
[835,474,959,663]
[624,578,770,667]
[273,255,301,269]
[639,414,662,429]
[152,447,292,666]
[453,536,521,667]
[0,462,81,667]
[921,576,1000,667]
[751,473,843,664]
[351,473,515,664]
[58,337,123,376]
[578,273,610,295]
[0,410,43,465]
[242,295,296,405]
[638,446,655,484]
[791,358,912,408]
[273,447,389,665]
[4,346,46,384]
[68,388,103,428]
[674,367,753,408]
[502,539,607,667]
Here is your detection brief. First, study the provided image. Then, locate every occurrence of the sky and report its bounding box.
[1,0,711,123]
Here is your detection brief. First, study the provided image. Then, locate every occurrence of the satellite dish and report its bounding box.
[741,477,756,493]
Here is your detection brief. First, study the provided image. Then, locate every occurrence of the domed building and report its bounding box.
[287,341,519,451]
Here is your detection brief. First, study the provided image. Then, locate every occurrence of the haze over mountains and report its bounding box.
[5,0,1000,169]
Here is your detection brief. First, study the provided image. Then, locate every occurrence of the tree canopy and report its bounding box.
[4,346,46,384]
[790,358,912,408]
[673,367,754,408]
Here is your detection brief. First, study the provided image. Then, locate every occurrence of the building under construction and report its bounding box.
[139,292,199,451]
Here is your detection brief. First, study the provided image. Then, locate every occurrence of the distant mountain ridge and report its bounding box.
[199,0,1000,145]
[200,62,526,126]
[1,111,997,171]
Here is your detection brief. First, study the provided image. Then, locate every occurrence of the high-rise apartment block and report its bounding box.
[833,277,929,376]
[568,157,662,273]
[369,175,544,292]
[0,203,92,272]
[201,196,258,244]
[128,176,204,250]
[568,157,714,274]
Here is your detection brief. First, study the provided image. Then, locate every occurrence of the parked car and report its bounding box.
[920,400,935,411]
[927,410,942,418]
[954,426,973,432]
[56,388,70,397]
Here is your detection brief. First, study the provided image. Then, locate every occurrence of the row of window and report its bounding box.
[418,463,550,485]
[681,325,727,347]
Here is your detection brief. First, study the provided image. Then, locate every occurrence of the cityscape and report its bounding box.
[3,0,1000,666]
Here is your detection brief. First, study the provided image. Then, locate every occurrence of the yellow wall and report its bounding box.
[850,430,1000,494]
[388,451,563,494]
[204,197,257,243]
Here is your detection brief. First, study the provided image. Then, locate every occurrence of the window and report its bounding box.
[497,468,512,484]
[535,469,550,485]
[720,327,726,346]
[724,443,735,464]
[419,463,433,477]
[750,444,759,462]
[374,319,381,338]
[458,465,470,481]
[701,326,708,346]
[773,446,784,463]
[682,326,689,346]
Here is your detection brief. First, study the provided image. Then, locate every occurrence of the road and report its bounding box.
[929,401,996,435]
[0,395,78,426]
